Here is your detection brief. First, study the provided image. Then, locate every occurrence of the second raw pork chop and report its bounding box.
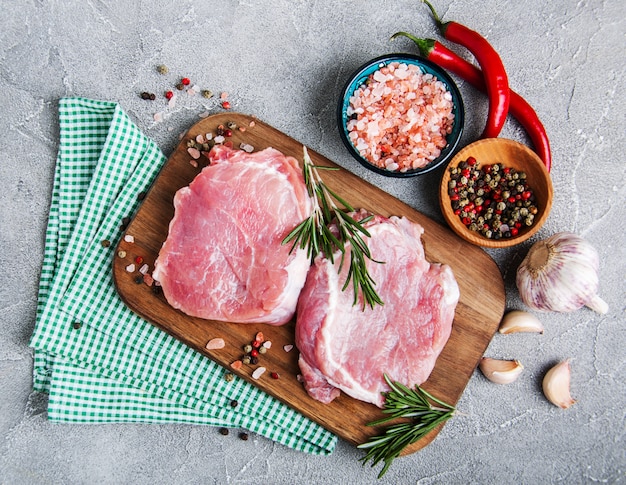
[153,145,312,325]
[295,212,460,407]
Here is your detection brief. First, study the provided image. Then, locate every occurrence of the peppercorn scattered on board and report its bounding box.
[113,113,505,455]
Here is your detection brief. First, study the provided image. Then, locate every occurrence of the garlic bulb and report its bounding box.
[542,360,576,409]
[479,357,524,384]
[498,310,544,334]
[516,232,608,314]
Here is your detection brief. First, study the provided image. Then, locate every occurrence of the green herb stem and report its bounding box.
[358,375,456,478]
[282,147,384,309]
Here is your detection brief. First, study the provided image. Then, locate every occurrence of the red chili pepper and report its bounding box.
[391,32,552,172]
[422,1,510,140]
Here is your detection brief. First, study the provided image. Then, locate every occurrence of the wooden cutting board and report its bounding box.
[113,113,505,455]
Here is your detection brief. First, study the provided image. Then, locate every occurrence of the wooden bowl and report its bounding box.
[439,138,553,248]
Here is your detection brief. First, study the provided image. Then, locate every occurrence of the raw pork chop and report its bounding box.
[295,211,459,407]
[153,145,312,325]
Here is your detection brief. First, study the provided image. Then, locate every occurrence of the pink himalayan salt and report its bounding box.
[346,62,455,172]
[205,338,226,350]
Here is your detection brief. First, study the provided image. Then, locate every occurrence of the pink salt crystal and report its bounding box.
[196,134,206,144]
[220,92,228,100]
[198,111,210,118]
[205,338,226,350]
[153,112,163,122]
[262,341,272,349]
[189,159,198,168]
[249,120,255,128]
[283,344,294,353]
[139,263,149,275]
[168,94,177,108]
[187,147,201,159]
[230,360,243,370]
[125,263,136,273]
[143,273,154,286]
[252,367,266,380]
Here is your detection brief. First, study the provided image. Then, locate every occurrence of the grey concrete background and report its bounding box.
[1,1,624,483]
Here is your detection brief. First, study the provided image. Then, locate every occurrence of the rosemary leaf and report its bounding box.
[282,146,384,308]
[321,183,356,213]
[321,224,343,253]
[336,210,372,237]
[358,374,456,479]
[282,219,308,247]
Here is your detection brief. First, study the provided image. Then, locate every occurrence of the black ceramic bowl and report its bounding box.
[337,54,465,177]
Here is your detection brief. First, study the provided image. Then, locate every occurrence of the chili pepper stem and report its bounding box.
[422,0,454,35]
[422,0,443,27]
[390,31,434,55]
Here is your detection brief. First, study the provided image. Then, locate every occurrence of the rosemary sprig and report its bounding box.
[282,147,384,308]
[358,375,456,478]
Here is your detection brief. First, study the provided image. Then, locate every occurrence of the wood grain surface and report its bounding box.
[113,113,506,455]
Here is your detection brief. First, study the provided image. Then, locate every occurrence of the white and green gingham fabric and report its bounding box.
[30,97,337,455]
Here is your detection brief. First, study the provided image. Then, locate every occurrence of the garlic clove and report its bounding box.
[479,357,524,384]
[585,294,609,315]
[542,359,576,409]
[498,310,544,334]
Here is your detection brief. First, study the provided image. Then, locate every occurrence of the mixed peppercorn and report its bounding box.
[218,426,250,442]
[140,65,231,123]
[185,121,256,168]
[448,157,538,240]
[240,332,271,367]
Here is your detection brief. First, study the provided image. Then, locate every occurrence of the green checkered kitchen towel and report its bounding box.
[29,97,336,455]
